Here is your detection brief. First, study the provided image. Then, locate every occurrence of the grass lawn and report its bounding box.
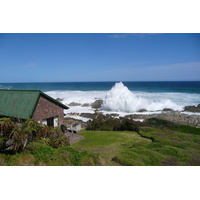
[73,130,152,165]
[73,127,200,166]
[73,131,151,166]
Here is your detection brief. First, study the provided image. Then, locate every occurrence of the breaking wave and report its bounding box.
[102,82,182,112]
[45,90,105,105]
[45,82,200,116]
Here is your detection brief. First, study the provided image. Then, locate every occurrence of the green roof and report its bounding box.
[0,89,68,119]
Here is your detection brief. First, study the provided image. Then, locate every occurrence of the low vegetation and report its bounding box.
[0,117,69,153]
[0,144,99,166]
[73,117,200,166]
[86,115,140,132]
[1,116,200,166]
[0,117,99,166]
[145,117,200,135]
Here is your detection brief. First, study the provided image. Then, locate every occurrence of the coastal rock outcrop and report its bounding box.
[56,98,64,102]
[91,100,103,109]
[68,102,82,106]
[125,111,200,128]
[81,103,90,107]
[66,110,200,128]
[184,104,200,113]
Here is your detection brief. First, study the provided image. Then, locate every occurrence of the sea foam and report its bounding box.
[45,82,200,118]
[46,90,105,105]
[101,82,182,112]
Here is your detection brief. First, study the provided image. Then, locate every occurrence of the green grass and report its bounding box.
[73,127,200,166]
[145,118,200,135]
[1,122,200,166]
[73,130,152,165]
[0,143,99,166]
[171,125,200,135]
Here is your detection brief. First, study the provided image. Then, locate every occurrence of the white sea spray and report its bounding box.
[45,82,200,121]
[101,82,182,112]
[46,90,105,105]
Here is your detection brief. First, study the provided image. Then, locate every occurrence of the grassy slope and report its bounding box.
[73,130,151,166]
[73,127,200,166]
[1,124,199,166]
[0,144,100,166]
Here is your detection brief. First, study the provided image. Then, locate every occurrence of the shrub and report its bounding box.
[86,116,140,132]
[0,117,15,135]
[0,118,70,154]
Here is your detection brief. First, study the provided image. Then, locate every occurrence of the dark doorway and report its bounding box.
[47,117,54,127]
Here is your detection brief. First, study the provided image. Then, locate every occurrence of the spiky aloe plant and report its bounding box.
[0,118,15,136]
[40,125,51,138]
[21,119,41,140]
[49,127,69,148]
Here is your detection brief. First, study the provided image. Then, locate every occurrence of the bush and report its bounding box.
[0,118,70,154]
[86,116,140,132]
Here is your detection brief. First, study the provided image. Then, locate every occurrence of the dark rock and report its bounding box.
[81,103,90,107]
[91,100,103,109]
[137,109,147,112]
[68,102,82,106]
[80,113,96,119]
[68,113,80,116]
[56,98,64,102]
[110,113,120,117]
[163,108,174,112]
[184,104,200,112]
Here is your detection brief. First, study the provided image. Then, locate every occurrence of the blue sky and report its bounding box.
[0,33,199,82]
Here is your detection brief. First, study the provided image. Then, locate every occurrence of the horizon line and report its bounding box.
[1,80,200,84]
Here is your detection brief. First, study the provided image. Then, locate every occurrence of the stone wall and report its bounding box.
[32,95,64,125]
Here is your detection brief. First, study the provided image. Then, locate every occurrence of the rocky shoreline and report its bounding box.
[65,103,200,128]
[126,111,200,128]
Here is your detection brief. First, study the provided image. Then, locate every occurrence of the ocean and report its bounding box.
[1,81,200,121]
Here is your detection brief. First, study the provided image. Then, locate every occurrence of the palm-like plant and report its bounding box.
[0,117,15,136]
[51,130,69,148]
[39,137,50,145]
[40,125,51,138]
[22,119,41,139]
[17,119,41,150]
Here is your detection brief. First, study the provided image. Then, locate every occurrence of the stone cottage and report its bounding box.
[0,89,68,127]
